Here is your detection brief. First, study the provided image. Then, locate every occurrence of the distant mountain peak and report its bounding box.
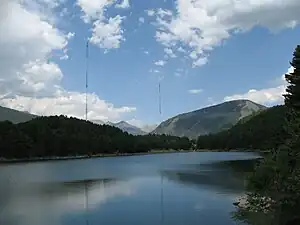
[107,121,147,135]
[115,121,130,126]
[152,99,266,139]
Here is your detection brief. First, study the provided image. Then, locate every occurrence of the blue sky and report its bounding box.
[1,0,300,129]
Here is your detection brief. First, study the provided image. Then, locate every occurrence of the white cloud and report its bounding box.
[139,17,145,24]
[156,8,172,17]
[178,47,186,53]
[77,0,126,50]
[144,50,149,55]
[115,0,130,9]
[77,0,114,22]
[193,57,208,67]
[188,89,203,94]
[164,48,176,58]
[149,69,160,73]
[1,92,136,121]
[146,9,155,17]
[59,54,69,60]
[0,0,67,96]
[223,67,293,105]
[154,60,166,66]
[189,51,198,60]
[0,0,136,122]
[153,0,300,67]
[90,15,125,50]
[224,86,286,105]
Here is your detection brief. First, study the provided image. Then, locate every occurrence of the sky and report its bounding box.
[0,0,300,130]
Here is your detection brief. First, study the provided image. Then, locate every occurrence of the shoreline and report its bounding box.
[0,149,191,164]
[0,148,263,164]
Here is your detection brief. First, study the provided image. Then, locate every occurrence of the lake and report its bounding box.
[0,152,261,225]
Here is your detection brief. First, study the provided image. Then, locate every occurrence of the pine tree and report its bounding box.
[284,45,300,111]
[233,45,300,225]
[258,45,300,224]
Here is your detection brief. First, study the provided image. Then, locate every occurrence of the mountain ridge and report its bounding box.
[0,99,266,138]
[0,106,37,124]
[152,99,267,139]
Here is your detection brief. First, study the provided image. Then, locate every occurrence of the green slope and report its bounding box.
[0,106,36,123]
[197,105,287,150]
[0,116,192,159]
[153,100,267,139]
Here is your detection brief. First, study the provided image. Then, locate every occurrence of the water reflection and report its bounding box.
[0,178,136,225]
[0,152,259,225]
[161,159,258,193]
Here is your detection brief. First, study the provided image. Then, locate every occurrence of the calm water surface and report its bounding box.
[0,152,260,225]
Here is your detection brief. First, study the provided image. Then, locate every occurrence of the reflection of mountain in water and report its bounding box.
[161,159,259,193]
[0,178,135,225]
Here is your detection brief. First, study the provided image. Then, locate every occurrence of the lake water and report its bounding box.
[0,152,260,225]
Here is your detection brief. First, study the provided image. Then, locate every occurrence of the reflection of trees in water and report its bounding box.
[161,159,259,193]
[0,178,134,225]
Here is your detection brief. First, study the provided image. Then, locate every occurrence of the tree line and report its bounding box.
[0,115,192,159]
[196,105,288,151]
[232,45,300,225]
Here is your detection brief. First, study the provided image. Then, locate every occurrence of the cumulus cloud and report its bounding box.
[154,60,166,66]
[90,15,125,49]
[139,17,145,24]
[1,92,136,121]
[115,0,130,9]
[0,0,136,122]
[188,89,203,94]
[164,48,176,58]
[223,67,293,105]
[77,0,126,50]
[146,9,155,17]
[76,0,114,21]
[224,86,286,105]
[153,0,300,67]
[0,0,67,96]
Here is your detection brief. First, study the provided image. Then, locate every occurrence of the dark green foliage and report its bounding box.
[232,45,300,225]
[197,105,287,150]
[0,116,192,159]
[284,45,300,111]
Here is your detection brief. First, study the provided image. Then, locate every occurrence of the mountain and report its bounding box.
[0,106,37,123]
[152,100,267,139]
[109,121,147,135]
[141,124,158,133]
[91,120,106,125]
[0,106,146,135]
[196,105,287,150]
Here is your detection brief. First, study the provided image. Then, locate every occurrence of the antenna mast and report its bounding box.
[158,82,162,115]
[85,40,89,121]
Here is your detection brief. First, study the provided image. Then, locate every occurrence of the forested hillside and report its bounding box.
[197,105,287,150]
[0,116,191,159]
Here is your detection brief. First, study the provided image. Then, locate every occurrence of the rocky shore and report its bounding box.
[233,194,275,213]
